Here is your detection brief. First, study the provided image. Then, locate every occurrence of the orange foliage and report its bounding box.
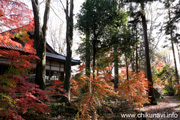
[0,26,36,54]
[71,65,115,120]
[154,78,164,88]
[152,61,165,72]
[0,0,35,54]
[71,64,149,119]
[51,81,64,93]
[118,71,150,107]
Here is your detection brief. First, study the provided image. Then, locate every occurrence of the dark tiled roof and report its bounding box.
[0,40,36,54]
[0,41,81,64]
[46,52,66,61]
[46,52,81,64]
[0,30,81,65]
[0,42,24,51]
[0,30,35,53]
[71,59,81,64]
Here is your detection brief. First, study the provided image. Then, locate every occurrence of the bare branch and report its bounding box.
[59,0,66,13]
[50,5,64,22]
[39,0,45,5]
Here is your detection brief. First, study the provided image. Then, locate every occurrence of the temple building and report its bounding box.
[0,31,80,83]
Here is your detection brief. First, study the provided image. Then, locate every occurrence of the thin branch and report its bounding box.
[39,0,45,5]
[50,5,64,22]
[59,0,66,13]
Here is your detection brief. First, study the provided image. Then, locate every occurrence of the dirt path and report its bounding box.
[139,96,180,120]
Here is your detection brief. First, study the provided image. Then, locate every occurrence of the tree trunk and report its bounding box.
[135,44,139,73]
[64,0,74,102]
[168,7,179,84]
[171,39,179,84]
[130,47,135,72]
[91,35,97,94]
[125,56,129,81]
[140,3,157,105]
[139,42,142,71]
[135,27,139,73]
[114,44,119,89]
[85,31,91,77]
[85,31,91,93]
[92,35,97,80]
[31,0,51,90]
[176,43,180,65]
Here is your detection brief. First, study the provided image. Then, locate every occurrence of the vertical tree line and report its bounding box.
[31,0,51,90]
[64,0,74,102]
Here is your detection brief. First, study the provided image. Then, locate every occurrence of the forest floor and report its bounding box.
[138,95,180,120]
[50,96,180,120]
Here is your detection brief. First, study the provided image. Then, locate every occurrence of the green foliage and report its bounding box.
[124,0,157,4]
[156,64,175,82]
[76,0,119,34]
[51,103,66,116]
[76,37,92,62]
[161,0,179,43]
[76,0,122,61]
[173,1,180,23]
[154,63,179,95]
[76,0,138,73]
[101,10,137,56]
[151,65,158,84]
[164,84,175,96]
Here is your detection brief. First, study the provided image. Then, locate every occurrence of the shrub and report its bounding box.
[0,30,50,119]
[70,65,149,119]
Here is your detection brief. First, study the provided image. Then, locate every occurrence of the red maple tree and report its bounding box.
[0,1,50,119]
[0,0,33,32]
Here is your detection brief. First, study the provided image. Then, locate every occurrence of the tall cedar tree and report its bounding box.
[173,1,180,22]
[114,44,119,88]
[77,0,119,80]
[140,2,157,105]
[174,1,180,82]
[110,4,129,89]
[31,0,51,90]
[124,0,157,105]
[102,25,137,88]
[128,3,141,73]
[76,3,91,77]
[163,0,179,84]
[63,0,74,102]
[77,1,137,89]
